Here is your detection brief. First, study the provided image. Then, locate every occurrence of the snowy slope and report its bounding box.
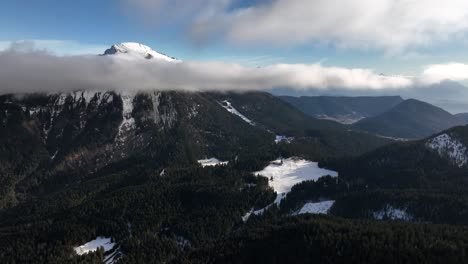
[116,92,136,143]
[426,133,468,167]
[220,100,255,126]
[104,42,180,62]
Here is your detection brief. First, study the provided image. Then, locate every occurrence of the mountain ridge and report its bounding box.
[353,99,465,139]
[279,95,404,124]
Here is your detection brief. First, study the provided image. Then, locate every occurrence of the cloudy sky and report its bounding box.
[2,0,468,112]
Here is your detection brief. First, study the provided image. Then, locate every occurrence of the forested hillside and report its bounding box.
[1,90,467,264]
[353,99,464,139]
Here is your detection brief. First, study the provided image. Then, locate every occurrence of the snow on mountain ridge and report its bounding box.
[104,42,179,62]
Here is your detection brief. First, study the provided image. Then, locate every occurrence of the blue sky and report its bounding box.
[2,0,468,77]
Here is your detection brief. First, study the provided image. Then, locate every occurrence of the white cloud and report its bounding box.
[3,41,468,98]
[123,0,468,51]
[224,0,468,51]
[422,63,468,83]
[0,47,415,95]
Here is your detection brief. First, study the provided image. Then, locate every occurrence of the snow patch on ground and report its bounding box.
[426,133,468,167]
[220,100,255,126]
[198,158,228,167]
[373,205,412,221]
[243,158,338,221]
[293,200,335,215]
[275,135,294,144]
[74,237,115,255]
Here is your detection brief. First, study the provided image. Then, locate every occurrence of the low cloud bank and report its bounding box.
[422,63,468,83]
[0,48,416,95]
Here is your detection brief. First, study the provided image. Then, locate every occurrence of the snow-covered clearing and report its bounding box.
[255,158,338,196]
[372,205,412,221]
[220,100,255,126]
[198,158,228,167]
[426,133,468,167]
[293,200,335,215]
[242,158,338,222]
[74,237,115,255]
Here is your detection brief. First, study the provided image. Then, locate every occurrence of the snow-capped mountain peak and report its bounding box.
[103,42,179,62]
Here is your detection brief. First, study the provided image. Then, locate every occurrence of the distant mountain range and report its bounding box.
[279,95,403,124]
[280,95,468,139]
[353,99,466,139]
[274,80,468,114]
[455,113,468,123]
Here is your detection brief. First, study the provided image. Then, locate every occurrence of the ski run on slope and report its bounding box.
[293,200,335,215]
[243,158,338,221]
[220,100,255,126]
[219,100,296,144]
[426,133,468,167]
[198,158,229,167]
